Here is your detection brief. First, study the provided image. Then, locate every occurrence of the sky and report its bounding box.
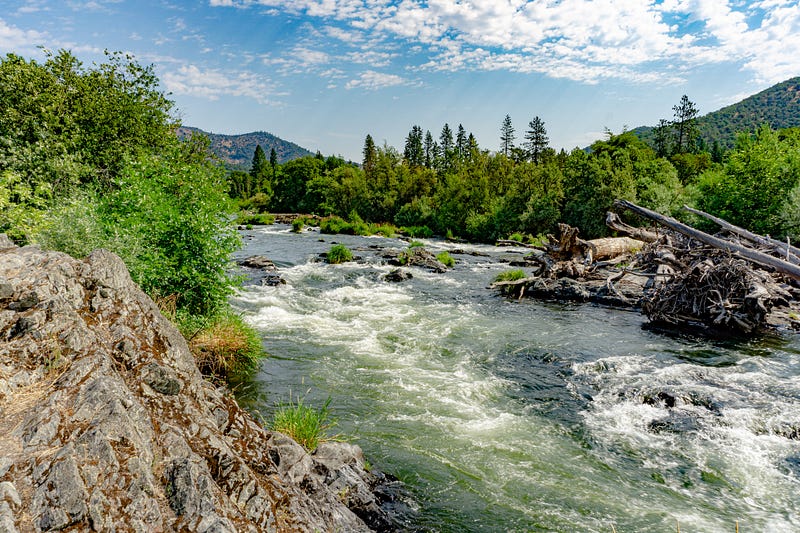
[1,1,799,161]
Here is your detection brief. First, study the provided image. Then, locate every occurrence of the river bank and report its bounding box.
[0,237,395,532]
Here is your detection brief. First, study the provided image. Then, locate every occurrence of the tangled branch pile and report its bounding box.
[492,200,800,335]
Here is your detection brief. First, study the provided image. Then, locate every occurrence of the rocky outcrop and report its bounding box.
[0,240,391,532]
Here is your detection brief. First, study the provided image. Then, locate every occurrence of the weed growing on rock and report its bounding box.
[436,251,455,268]
[271,395,337,452]
[182,311,265,380]
[494,269,527,283]
[326,244,353,264]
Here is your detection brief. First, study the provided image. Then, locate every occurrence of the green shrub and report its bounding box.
[320,215,353,234]
[181,310,265,380]
[271,395,337,452]
[370,223,397,237]
[494,269,527,283]
[327,244,353,264]
[401,225,433,238]
[508,232,524,242]
[292,218,305,232]
[436,251,455,268]
[408,240,425,248]
[236,212,275,225]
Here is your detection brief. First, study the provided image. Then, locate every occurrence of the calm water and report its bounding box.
[230,225,800,532]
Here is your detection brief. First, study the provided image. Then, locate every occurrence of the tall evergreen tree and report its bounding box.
[500,114,515,157]
[363,134,377,178]
[250,144,269,191]
[403,125,425,167]
[653,119,671,158]
[672,94,699,154]
[456,124,468,159]
[269,147,278,178]
[524,116,549,164]
[424,130,436,169]
[439,123,454,173]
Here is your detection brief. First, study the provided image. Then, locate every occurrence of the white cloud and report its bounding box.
[208,0,800,85]
[0,18,47,54]
[345,70,407,90]
[161,64,280,105]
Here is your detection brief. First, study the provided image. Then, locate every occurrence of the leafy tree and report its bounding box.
[524,116,549,164]
[500,114,515,157]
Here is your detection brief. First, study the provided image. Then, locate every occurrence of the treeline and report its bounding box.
[230,105,800,242]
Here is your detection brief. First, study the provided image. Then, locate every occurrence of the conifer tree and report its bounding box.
[250,144,269,192]
[672,94,699,154]
[439,123,454,173]
[524,116,549,164]
[424,130,436,169]
[363,134,377,178]
[404,125,425,167]
[500,114,515,157]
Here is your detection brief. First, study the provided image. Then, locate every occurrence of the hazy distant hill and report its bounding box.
[177,126,314,168]
[633,77,800,148]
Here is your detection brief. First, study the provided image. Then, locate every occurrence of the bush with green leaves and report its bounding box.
[326,244,353,264]
[436,251,455,268]
[494,269,527,283]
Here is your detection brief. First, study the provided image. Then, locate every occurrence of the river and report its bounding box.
[230,224,800,532]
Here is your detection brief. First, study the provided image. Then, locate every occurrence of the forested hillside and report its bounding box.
[634,77,800,148]
[176,126,313,168]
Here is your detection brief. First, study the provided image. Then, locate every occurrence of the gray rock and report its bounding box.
[0,244,383,532]
[383,268,413,282]
[0,234,15,249]
[141,362,182,395]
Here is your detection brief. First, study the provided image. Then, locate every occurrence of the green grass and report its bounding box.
[271,395,337,452]
[436,251,455,268]
[320,215,397,237]
[326,244,353,264]
[493,269,527,283]
[179,310,265,381]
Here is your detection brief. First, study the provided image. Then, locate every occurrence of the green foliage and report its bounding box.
[696,125,800,237]
[326,244,353,264]
[292,218,305,232]
[436,251,455,268]
[270,395,337,452]
[407,240,425,249]
[401,225,433,238]
[181,310,265,380]
[494,269,527,283]
[236,212,275,225]
[99,144,240,316]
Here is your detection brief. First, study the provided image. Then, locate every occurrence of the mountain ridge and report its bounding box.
[632,76,800,148]
[177,126,314,168]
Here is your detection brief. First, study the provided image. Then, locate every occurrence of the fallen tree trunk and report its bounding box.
[605,212,659,243]
[614,199,800,282]
[682,204,800,264]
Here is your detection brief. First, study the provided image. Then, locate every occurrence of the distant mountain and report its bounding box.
[633,76,800,148]
[177,126,314,168]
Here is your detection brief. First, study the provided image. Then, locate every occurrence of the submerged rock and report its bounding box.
[0,239,393,532]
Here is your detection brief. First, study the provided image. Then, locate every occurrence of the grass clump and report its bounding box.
[401,225,433,238]
[271,394,337,452]
[181,310,265,380]
[436,251,455,268]
[493,269,527,283]
[326,244,353,264]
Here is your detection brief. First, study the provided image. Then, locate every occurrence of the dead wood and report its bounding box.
[682,204,800,264]
[605,212,659,243]
[614,199,800,282]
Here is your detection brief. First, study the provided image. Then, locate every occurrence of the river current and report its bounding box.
[230,224,800,532]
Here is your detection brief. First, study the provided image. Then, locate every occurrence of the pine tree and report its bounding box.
[524,116,549,164]
[439,123,454,173]
[250,144,269,192]
[672,94,699,154]
[500,114,515,157]
[403,125,424,167]
[363,134,377,178]
[456,124,467,159]
[269,147,278,178]
[653,119,671,158]
[424,130,436,169]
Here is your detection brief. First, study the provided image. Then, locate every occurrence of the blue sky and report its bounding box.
[2,1,799,161]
